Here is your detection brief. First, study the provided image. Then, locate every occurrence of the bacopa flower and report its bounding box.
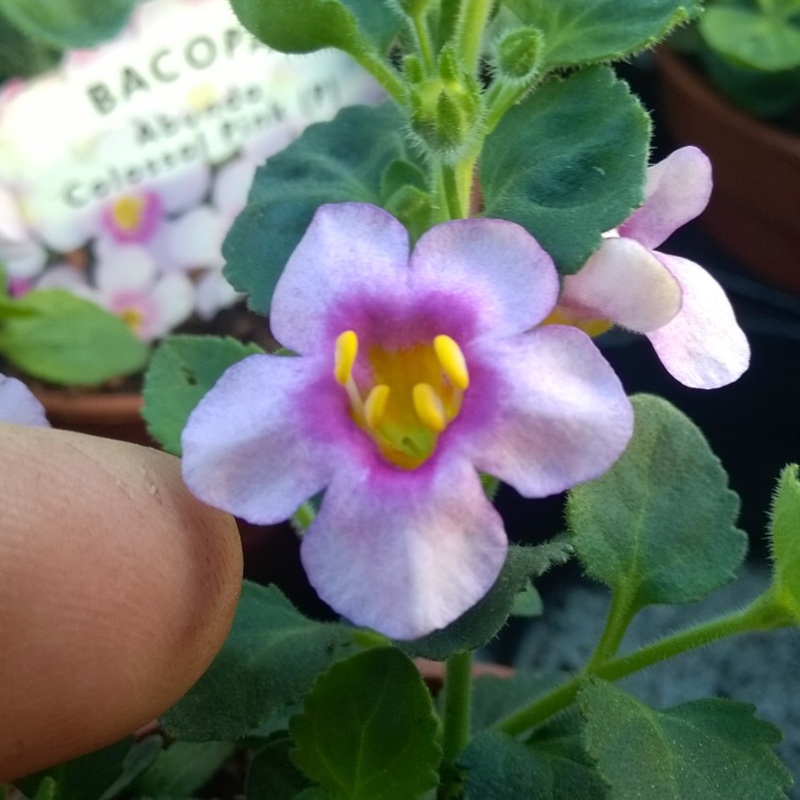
[182,203,633,639]
[39,245,194,341]
[552,146,749,389]
[0,374,49,427]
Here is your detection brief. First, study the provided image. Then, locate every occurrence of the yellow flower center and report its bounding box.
[334,330,470,470]
[542,306,613,338]
[111,195,147,233]
[120,306,144,331]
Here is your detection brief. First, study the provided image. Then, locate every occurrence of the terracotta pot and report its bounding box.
[32,386,152,445]
[657,48,800,294]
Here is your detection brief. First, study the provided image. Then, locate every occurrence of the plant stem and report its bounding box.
[484,82,527,133]
[454,0,493,73]
[584,586,637,671]
[441,650,473,764]
[411,10,437,74]
[440,162,467,219]
[354,51,407,105]
[494,591,793,737]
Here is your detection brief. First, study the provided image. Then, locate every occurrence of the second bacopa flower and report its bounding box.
[181,203,633,639]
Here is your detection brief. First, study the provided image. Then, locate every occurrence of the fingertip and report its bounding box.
[0,425,243,780]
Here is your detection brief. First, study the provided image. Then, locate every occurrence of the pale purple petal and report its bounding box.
[270,203,411,353]
[95,244,156,294]
[182,354,335,525]
[161,207,225,272]
[156,162,212,215]
[301,457,507,640]
[0,184,27,241]
[410,218,559,335]
[620,147,712,249]
[195,268,241,320]
[147,273,195,339]
[646,254,749,389]
[0,375,49,427]
[0,237,47,281]
[467,326,633,497]
[36,264,99,304]
[212,157,257,218]
[562,237,681,333]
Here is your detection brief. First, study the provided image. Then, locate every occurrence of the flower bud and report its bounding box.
[494,26,544,84]
[404,53,425,84]
[408,65,482,163]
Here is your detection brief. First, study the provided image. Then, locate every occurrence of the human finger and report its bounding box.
[0,424,242,780]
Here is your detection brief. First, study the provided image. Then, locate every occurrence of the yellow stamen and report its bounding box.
[334,330,358,385]
[120,306,144,331]
[412,382,447,432]
[112,195,146,233]
[364,384,390,430]
[434,334,470,390]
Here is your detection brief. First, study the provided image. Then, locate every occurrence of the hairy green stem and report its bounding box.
[484,82,528,133]
[411,10,436,74]
[441,650,474,763]
[353,51,407,105]
[584,586,638,671]
[454,0,493,73]
[494,591,794,737]
[440,162,467,219]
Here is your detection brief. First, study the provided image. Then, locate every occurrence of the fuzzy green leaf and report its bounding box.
[700,7,800,72]
[401,541,572,660]
[768,464,800,622]
[481,66,649,273]
[142,334,264,456]
[223,103,413,314]
[0,0,137,49]
[503,0,701,70]
[581,680,792,799]
[229,0,400,55]
[290,648,441,800]
[161,582,358,742]
[568,395,746,608]
[0,290,149,385]
[461,713,606,800]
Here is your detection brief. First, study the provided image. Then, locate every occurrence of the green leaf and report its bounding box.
[510,582,544,618]
[132,741,235,798]
[481,66,650,273]
[502,0,701,70]
[0,290,149,385]
[768,464,800,622]
[0,5,62,83]
[247,735,312,800]
[461,713,607,800]
[142,334,264,456]
[290,647,441,800]
[161,582,358,742]
[15,739,133,800]
[99,736,164,800]
[401,541,572,661]
[567,395,746,608]
[223,103,414,314]
[581,680,792,799]
[700,7,800,72]
[30,778,56,800]
[229,0,400,55]
[0,0,137,49]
